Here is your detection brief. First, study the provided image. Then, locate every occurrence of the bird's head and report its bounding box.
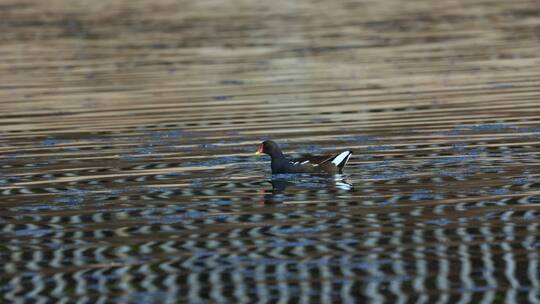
[255,140,281,157]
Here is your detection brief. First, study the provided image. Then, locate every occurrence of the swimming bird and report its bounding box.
[255,140,352,175]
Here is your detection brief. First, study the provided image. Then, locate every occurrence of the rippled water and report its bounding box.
[2,0,540,303]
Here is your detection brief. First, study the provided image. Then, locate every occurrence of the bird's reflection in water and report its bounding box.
[261,174,353,204]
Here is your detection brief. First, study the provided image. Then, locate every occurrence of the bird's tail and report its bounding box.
[330,151,352,173]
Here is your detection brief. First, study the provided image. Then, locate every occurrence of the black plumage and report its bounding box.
[255,140,352,175]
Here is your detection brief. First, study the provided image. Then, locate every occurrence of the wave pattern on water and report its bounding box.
[1,0,540,302]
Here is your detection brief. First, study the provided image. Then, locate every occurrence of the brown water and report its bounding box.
[2,0,540,302]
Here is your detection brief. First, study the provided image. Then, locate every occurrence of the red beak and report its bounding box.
[255,144,264,155]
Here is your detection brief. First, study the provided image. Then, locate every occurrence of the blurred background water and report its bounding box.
[1,0,540,303]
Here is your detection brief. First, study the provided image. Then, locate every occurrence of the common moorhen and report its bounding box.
[255,140,352,174]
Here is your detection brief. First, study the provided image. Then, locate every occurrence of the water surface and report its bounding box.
[1,0,540,303]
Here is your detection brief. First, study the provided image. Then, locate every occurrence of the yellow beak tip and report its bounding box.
[255,151,263,155]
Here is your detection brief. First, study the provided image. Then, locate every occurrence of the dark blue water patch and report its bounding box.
[451,143,468,150]
[486,187,511,195]
[310,257,393,270]
[200,199,232,207]
[1,175,24,184]
[410,189,434,201]
[365,173,407,179]
[135,147,154,155]
[479,167,506,175]
[222,255,388,272]
[271,173,303,180]
[218,256,296,267]
[271,239,318,248]
[297,182,327,188]
[189,182,206,188]
[11,204,80,212]
[360,160,393,170]
[364,275,411,283]
[192,249,216,258]
[143,206,187,215]
[94,188,128,196]
[357,154,375,160]
[94,193,118,201]
[61,189,90,196]
[437,171,462,178]
[125,291,171,304]
[312,211,337,218]
[185,156,242,167]
[119,154,138,161]
[144,211,229,224]
[0,283,15,292]
[237,146,257,152]
[272,226,325,235]
[438,123,516,135]
[458,285,498,293]
[99,207,147,214]
[262,272,309,285]
[473,210,510,222]
[83,270,125,281]
[426,219,453,226]
[14,228,55,237]
[41,138,72,146]
[528,242,540,249]
[296,145,323,154]
[334,239,360,246]
[430,154,479,164]
[366,145,395,151]
[528,196,540,203]
[441,129,466,135]
[366,194,386,199]
[4,153,20,160]
[146,186,176,193]
[53,189,90,204]
[190,177,225,183]
[19,271,39,279]
[514,126,540,133]
[161,172,187,178]
[523,213,538,221]
[368,199,396,206]
[237,162,258,169]
[463,123,514,131]
[184,265,208,274]
[55,196,84,204]
[87,137,113,143]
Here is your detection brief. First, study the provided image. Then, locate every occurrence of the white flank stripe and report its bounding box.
[301,160,310,165]
[344,153,352,165]
[332,151,351,166]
